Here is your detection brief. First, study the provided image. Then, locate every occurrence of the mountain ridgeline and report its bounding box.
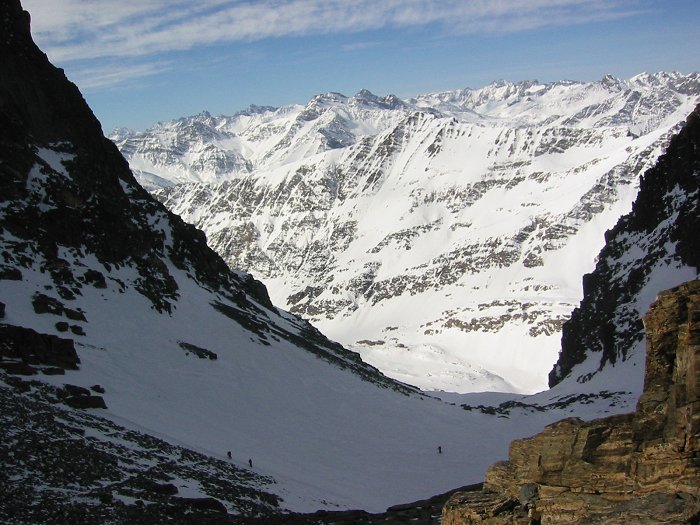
[113,71,700,393]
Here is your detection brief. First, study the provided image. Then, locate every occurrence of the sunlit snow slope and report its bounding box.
[115,73,700,393]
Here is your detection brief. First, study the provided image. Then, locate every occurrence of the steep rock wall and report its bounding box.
[443,279,700,524]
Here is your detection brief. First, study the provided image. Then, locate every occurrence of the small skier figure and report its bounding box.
[248,458,253,468]
[438,446,442,454]
[227,451,232,460]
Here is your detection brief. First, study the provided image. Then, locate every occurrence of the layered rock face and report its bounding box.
[442,280,700,524]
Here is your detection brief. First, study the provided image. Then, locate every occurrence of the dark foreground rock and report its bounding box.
[232,484,482,525]
[0,324,79,375]
[0,374,281,524]
[442,280,700,524]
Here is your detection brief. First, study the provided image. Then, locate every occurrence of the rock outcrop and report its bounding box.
[551,103,700,387]
[0,322,82,381]
[442,279,700,524]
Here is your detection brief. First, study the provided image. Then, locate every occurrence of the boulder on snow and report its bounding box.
[0,324,79,370]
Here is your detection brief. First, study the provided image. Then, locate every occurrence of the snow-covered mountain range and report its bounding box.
[112,72,700,394]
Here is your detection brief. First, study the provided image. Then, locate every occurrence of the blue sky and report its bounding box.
[23,0,700,133]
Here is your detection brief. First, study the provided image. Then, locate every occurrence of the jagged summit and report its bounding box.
[353,89,406,110]
[236,103,279,117]
[356,88,376,98]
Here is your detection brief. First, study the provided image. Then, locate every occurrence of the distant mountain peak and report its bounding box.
[352,89,406,110]
[237,103,278,116]
[601,73,623,90]
[355,88,376,98]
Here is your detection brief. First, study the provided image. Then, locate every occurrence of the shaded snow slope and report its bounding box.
[125,73,700,393]
[4,258,635,513]
[1,253,643,513]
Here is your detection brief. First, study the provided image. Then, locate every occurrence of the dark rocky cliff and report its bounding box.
[0,0,272,312]
[0,3,105,149]
[443,280,700,524]
[0,0,402,388]
[550,104,700,386]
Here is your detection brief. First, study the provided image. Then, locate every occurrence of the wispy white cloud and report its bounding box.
[24,0,648,62]
[66,61,174,91]
[342,41,383,52]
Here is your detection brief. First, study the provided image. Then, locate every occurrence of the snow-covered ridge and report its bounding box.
[114,72,700,394]
[111,72,700,189]
[112,89,410,190]
[411,72,700,129]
